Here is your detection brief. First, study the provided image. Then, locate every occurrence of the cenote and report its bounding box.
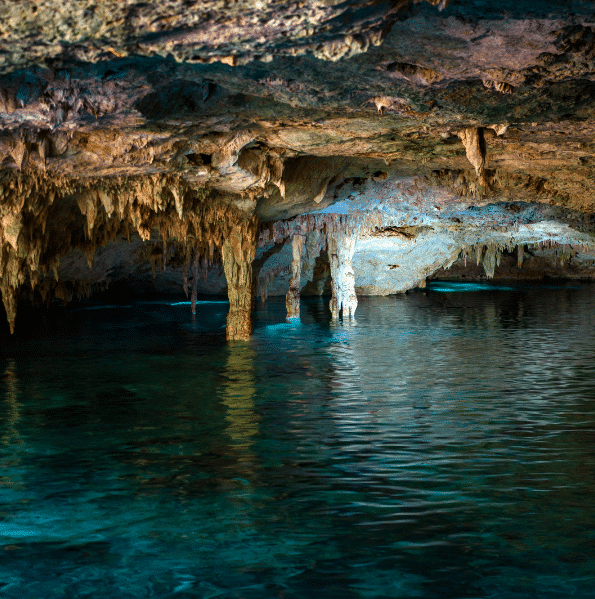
[1,283,594,598]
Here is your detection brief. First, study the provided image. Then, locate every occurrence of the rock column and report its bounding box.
[221,218,258,341]
[286,234,304,319]
[329,232,358,319]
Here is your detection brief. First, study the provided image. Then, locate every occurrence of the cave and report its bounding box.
[1,1,595,596]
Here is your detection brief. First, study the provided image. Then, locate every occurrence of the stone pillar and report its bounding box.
[221,218,258,341]
[328,232,357,319]
[286,234,304,320]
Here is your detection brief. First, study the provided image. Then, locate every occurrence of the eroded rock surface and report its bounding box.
[2,0,595,336]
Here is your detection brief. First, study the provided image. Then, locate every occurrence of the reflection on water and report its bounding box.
[221,345,259,451]
[1,359,20,445]
[0,287,595,598]
[0,359,23,492]
[221,343,260,500]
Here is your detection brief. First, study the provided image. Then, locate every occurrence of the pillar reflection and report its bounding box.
[327,320,366,410]
[220,345,260,462]
[1,359,24,490]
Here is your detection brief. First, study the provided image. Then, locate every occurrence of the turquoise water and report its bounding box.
[1,285,595,598]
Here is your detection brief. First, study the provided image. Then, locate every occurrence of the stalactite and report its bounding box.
[286,234,304,319]
[475,244,483,266]
[256,264,289,304]
[259,281,268,304]
[0,169,262,332]
[457,127,487,190]
[328,231,357,319]
[200,256,209,282]
[482,243,497,278]
[0,282,17,335]
[517,244,524,268]
[221,217,259,341]
[191,254,199,315]
[182,261,189,297]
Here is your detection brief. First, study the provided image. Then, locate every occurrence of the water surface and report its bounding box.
[1,285,594,598]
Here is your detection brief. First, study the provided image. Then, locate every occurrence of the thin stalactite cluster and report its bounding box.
[0,170,255,333]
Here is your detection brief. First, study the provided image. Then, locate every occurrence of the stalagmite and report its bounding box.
[286,234,304,319]
[328,232,357,319]
[221,217,258,341]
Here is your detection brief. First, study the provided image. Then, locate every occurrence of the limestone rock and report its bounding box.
[1,1,595,333]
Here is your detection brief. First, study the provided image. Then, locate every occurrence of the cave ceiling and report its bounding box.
[2,0,595,333]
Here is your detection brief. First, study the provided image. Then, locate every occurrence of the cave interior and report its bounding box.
[2,0,595,338]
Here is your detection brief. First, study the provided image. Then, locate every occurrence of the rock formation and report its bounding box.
[286,234,304,320]
[221,217,258,341]
[329,232,358,319]
[2,0,595,338]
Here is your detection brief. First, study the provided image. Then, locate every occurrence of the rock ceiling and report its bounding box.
[1,0,595,337]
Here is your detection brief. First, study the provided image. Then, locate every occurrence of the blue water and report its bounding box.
[1,285,595,598]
